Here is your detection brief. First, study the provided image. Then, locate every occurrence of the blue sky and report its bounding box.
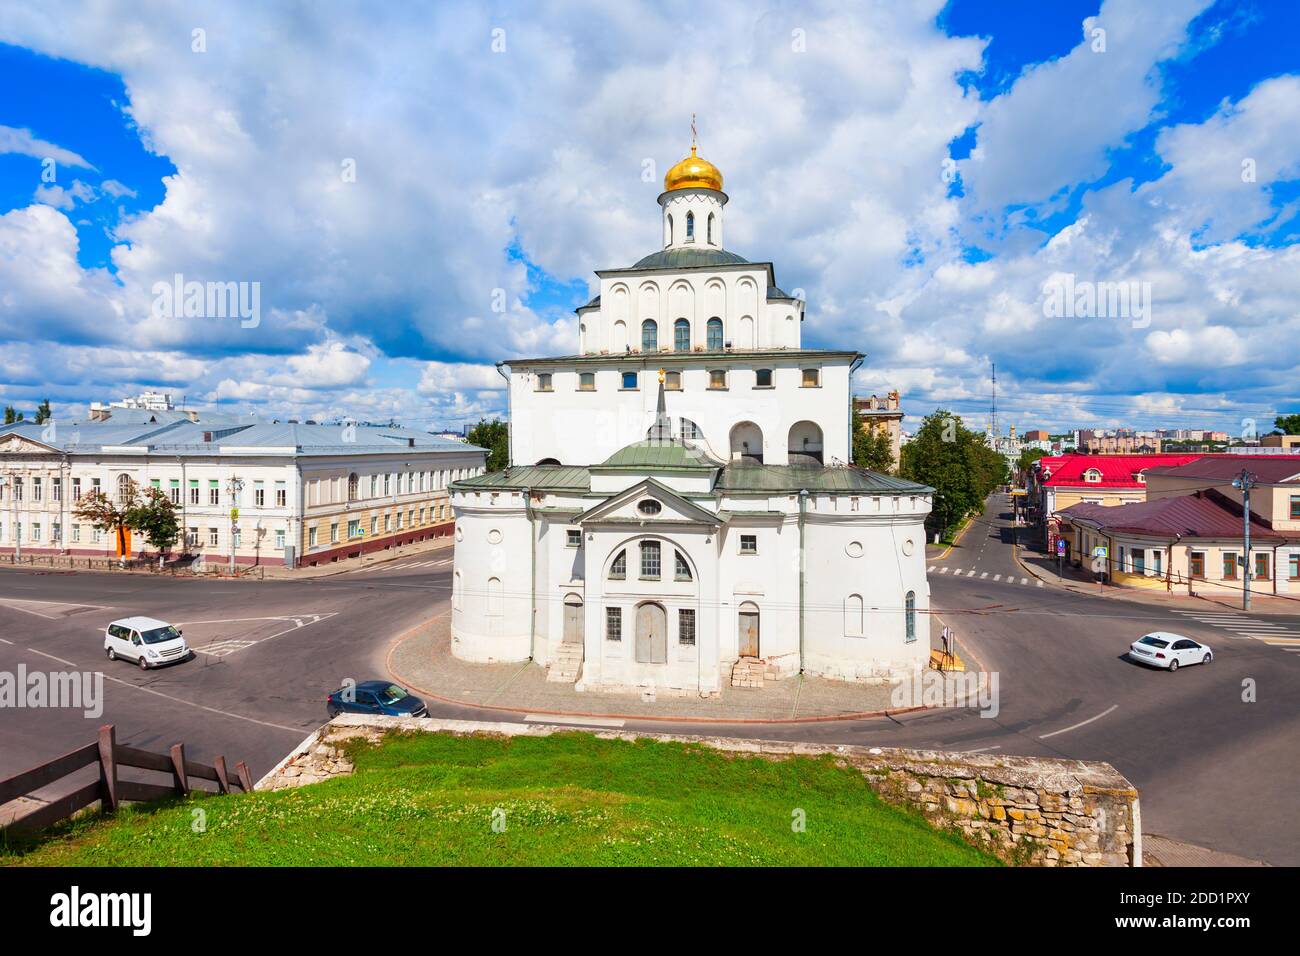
[0,0,1296,435]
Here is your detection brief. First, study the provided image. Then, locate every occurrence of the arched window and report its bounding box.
[686,211,695,240]
[674,550,692,581]
[707,212,714,244]
[844,594,864,637]
[116,474,133,506]
[904,591,916,643]
[641,319,658,351]
[706,317,723,350]
[347,473,359,502]
[666,213,673,246]
[487,577,503,617]
[610,549,627,579]
[452,571,462,610]
[679,417,701,440]
[674,318,691,351]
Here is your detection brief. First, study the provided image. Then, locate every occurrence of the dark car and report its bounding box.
[326,680,428,718]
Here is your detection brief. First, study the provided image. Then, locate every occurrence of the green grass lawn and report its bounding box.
[2,731,999,866]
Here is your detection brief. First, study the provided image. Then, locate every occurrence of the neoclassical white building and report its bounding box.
[450,140,933,695]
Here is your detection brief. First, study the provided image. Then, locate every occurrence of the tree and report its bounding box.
[900,410,1008,539]
[73,481,140,559]
[33,399,51,424]
[3,406,22,424]
[852,408,895,474]
[1274,413,1300,435]
[467,418,509,472]
[1017,446,1047,475]
[127,488,181,565]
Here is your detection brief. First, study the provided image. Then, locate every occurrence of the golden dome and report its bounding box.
[663,145,723,192]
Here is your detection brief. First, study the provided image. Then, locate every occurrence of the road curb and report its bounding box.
[383,614,932,726]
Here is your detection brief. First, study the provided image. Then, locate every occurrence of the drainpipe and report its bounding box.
[848,355,863,465]
[523,485,536,661]
[798,488,808,673]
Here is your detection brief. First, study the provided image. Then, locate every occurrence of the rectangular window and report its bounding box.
[32,522,41,542]
[664,370,682,390]
[186,526,197,547]
[708,369,726,389]
[1190,551,1205,579]
[52,478,61,502]
[1222,553,1238,580]
[754,368,773,388]
[371,516,378,535]
[1254,553,1270,580]
[578,371,596,391]
[32,478,42,502]
[621,371,638,390]
[606,607,622,642]
[566,528,582,548]
[640,540,661,579]
[348,519,360,539]
[275,528,285,549]
[189,479,200,504]
[71,524,81,543]
[801,368,820,387]
[1290,553,1300,580]
[308,527,318,548]
[209,480,220,505]
[370,475,378,498]
[276,481,286,507]
[330,523,339,543]
[254,481,265,507]
[169,479,180,504]
[72,477,81,500]
[536,372,553,391]
[208,527,219,546]
[1291,495,1300,519]
[678,608,696,646]
[739,534,758,555]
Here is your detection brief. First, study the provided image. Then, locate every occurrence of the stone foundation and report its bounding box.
[259,716,1140,866]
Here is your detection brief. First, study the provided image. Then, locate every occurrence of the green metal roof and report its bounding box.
[630,248,751,270]
[452,465,590,492]
[501,348,861,368]
[597,440,722,470]
[717,462,932,494]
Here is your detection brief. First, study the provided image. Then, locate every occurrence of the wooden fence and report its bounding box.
[0,725,252,836]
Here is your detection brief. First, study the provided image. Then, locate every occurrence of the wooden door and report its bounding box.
[635,603,667,663]
[563,597,584,644]
[738,610,760,658]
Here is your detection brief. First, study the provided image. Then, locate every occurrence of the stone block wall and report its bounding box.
[257,716,1140,866]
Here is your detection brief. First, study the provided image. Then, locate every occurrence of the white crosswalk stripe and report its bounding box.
[1168,608,1300,653]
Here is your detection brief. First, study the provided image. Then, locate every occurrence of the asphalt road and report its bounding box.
[3,497,1298,863]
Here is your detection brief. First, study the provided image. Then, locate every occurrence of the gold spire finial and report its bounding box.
[658,368,666,384]
[663,117,723,192]
[691,113,697,150]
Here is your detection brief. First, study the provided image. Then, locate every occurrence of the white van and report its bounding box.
[104,616,191,670]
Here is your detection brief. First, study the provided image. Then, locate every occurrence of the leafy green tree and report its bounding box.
[900,410,1007,538]
[127,488,181,563]
[467,418,509,472]
[73,481,140,558]
[1274,413,1300,435]
[3,405,22,424]
[33,399,51,424]
[1017,447,1047,474]
[852,408,895,474]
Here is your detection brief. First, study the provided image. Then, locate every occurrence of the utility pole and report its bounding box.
[1232,469,1257,611]
[990,361,998,447]
[227,475,244,575]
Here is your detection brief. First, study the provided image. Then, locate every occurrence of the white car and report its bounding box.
[1128,632,1213,671]
[104,616,191,670]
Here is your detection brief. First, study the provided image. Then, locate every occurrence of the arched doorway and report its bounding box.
[788,421,823,464]
[563,594,584,644]
[730,422,763,463]
[738,602,760,658]
[635,602,667,664]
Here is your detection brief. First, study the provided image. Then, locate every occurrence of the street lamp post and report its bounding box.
[1232,469,1257,611]
[227,475,244,575]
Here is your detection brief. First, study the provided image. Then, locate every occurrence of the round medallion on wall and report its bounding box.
[901,538,915,556]
[845,541,863,558]
[487,529,503,544]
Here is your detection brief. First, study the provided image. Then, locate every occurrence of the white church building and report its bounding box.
[449,139,934,696]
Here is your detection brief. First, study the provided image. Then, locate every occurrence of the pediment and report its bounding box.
[578,477,717,526]
[0,432,57,454]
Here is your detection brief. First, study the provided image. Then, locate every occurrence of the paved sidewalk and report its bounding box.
[388,614,915,723]
[261,535,454,580]
[1014,546,1300,616]
[1143,834,1267,867]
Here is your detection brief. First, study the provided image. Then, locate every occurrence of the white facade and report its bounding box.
[451,141,933,696]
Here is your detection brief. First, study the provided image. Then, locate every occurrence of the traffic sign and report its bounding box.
[1092,546,1108,559]
[1056,539,1066,556]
